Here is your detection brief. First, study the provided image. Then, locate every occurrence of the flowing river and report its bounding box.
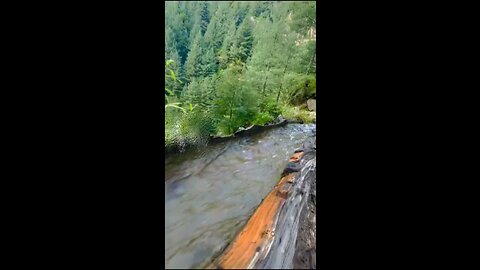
[165,123,316,269]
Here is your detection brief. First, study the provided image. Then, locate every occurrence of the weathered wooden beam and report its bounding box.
[209,136,316,269]
[209,175,296,268]
[208,152,302,269]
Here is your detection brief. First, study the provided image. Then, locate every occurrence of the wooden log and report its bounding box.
[207,152,302,269]
[207,136,316,269]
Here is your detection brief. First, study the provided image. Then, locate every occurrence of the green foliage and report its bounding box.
[200,47,218,76]
[199,2,210,35]
[253,111,275,126]
[165,61,214,149]
[231,19,253,63]
[178,109,215,145]
[213,64,259,135]
[165,60,185,111]
[182,76,216,108]
[288,1,316,36]
[165,1,316,150]
[281,105,316,124]
[285,74,316,105]
[262,96,281,116]
[185,30,202,81]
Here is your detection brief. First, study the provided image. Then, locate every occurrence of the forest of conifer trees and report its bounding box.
[165,1,316,149]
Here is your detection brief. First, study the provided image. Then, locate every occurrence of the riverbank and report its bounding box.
[165,106,316,154]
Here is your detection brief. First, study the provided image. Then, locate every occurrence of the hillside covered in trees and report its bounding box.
[165,1,316,150]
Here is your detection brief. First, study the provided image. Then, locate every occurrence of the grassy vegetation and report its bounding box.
[281,106,316,124]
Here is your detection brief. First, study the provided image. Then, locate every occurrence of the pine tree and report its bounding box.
[232,18,254,63]
[250,1,274,18]
[200,47,218,77]
[168,2,190,65]
[199,2,210,35]
[184,30,202,81]
[189,14,200,40]
[165,26,176,61]
[246,17,280,97]
[203,15,223,54]
[218,20,237,69]
[182,76,216,109]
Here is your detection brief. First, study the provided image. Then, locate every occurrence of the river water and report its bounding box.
[165,124,316,269]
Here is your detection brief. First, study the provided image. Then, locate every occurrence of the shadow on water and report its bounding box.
[165,123,315,269]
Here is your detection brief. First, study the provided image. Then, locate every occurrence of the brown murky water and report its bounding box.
[165,124,316,269]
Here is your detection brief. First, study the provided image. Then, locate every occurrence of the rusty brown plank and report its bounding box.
[289,151,304,163]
